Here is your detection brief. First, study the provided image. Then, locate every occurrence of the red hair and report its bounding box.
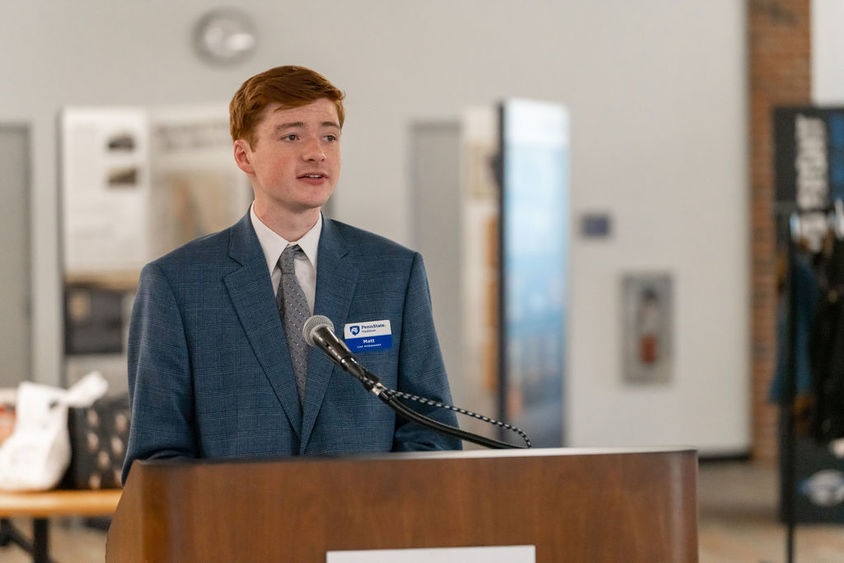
[229,65,345,146]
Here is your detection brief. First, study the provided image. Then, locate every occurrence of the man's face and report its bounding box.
[234,98,341,218]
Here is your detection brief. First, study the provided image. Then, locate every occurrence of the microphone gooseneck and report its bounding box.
[302,315,530,449]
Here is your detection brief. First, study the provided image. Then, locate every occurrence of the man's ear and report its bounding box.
[233,139,254,174]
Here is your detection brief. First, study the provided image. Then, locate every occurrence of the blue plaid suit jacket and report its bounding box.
[123,213,460,483]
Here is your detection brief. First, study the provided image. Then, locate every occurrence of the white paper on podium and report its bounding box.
[326,545,535,563]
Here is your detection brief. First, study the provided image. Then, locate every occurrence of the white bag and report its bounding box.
[0,372,108,491]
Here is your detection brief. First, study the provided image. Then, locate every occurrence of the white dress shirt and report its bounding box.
[250,203,321,313]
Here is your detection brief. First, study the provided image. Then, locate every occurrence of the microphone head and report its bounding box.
[302,315,334,346]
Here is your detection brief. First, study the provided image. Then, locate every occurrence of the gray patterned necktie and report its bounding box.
[277,245,309,403]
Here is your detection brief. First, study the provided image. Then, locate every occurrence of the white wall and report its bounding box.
[0,1,748,452]
[813,0,844,105]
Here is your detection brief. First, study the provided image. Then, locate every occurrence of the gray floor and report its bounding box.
[2,461,843,562]
[698,462,844,562]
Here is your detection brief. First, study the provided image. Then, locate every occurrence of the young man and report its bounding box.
[122,66,460,484]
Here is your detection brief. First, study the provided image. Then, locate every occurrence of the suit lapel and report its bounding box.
[224,213,302,437]
[300,218,359,451]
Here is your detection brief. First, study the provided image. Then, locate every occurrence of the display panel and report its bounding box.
[499,99,569,447]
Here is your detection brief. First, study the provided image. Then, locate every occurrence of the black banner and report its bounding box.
[774,106,844,209]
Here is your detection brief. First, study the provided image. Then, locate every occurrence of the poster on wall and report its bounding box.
[61,108,151,275]
[621,273,673,384]
[61,106,251,277]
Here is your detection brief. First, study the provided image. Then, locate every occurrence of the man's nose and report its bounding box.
[302,138,326,161]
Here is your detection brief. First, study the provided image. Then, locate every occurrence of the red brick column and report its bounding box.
[748,0,811,462]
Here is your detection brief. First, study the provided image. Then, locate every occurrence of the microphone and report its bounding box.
[302,315,381,391]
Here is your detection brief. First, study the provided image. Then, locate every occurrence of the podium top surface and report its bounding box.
[135,445,697,472]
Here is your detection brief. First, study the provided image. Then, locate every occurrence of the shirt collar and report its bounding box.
[250,203,322,272]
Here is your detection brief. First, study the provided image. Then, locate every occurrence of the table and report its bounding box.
[0,489,122,563]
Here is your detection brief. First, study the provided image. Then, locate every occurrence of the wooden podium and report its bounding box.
[107,447,698,562]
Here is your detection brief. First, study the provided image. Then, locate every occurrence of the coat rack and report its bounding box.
[780,200,844,563]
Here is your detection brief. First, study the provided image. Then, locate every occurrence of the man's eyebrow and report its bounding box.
[273,121,341,132]
[273,122,305,131]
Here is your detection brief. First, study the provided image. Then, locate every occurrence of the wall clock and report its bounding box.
[193,9,257,65]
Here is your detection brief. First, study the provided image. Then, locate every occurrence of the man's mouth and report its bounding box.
[298,173,327,179]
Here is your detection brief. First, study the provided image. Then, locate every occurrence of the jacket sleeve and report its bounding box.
[392,252,463,452]
[122,262,197,485]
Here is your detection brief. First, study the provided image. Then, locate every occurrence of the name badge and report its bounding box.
[344,320,393,352]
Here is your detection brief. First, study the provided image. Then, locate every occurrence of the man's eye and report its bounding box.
[325,135,338,142]
[282,134,298,141]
